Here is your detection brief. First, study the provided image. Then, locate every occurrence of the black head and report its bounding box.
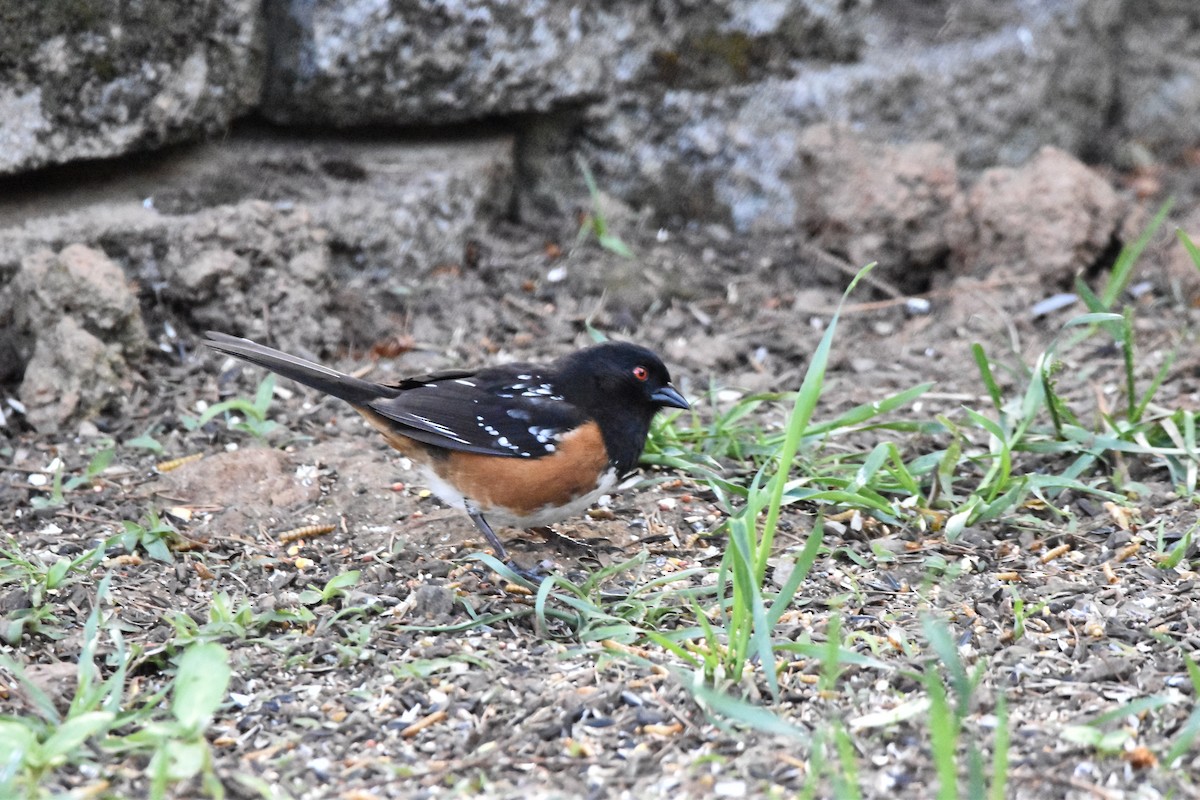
[555,342,688,472]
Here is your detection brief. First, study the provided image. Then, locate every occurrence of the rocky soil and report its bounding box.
[2,119,1200,797]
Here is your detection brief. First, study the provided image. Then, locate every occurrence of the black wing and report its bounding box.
[367,364,586,458]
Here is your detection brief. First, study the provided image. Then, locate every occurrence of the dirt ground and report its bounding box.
[4,132,1200,799]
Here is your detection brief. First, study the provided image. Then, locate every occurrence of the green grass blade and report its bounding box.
[767,519,825,628]
[0,655,61,723]
[252,374,277,418]
[819,614,844,692]
[643,631,702,668]
[926,670,959,800]
[1163,654,1200,765]
[685,675,809,741]
[1120,308,1137,419]
[1101,199,1172,308]
[922,617,971,718]
[726,515,778,698]
[989,694,1009,800]
[172,643,231,730]
[805,383,934,436]
[1131,349,1177,424]
[758,263,877,583]
[850,443,892,492]
[832,724,862,800]
[971,345,1003,415]
[1087,695,1173,726]
[1179,229,1200,270]
[1074,275,1106,313]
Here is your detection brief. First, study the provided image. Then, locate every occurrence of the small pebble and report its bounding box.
[714,780,746,798]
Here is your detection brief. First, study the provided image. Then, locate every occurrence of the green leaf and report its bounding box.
[297,589,324,606]
[1087,694,1173,727]
[924,671,959,800]
[44,558,72,590]
[1179,229,1200,271]
[162,738,208,782]
[323,570,361,596]
[1101,199,1171,308]
[143,536,174,564]
[598,233,635,259]
[1165,654,1200,765]
[848,696,931,730]
[971,344,1003,414]
[989,694,1009,800]
[40,711,115,761]
[172,643,231,730]
[0,720,38,768]
[0,655,61,722]
[1074,275,1106,313]
[252,374,277,418]
[86,447,115,477]
[686,674,808,741]
[125,434,165,454]
[922,616,973,718]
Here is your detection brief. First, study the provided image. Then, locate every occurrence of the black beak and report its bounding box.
[651,385,689,410]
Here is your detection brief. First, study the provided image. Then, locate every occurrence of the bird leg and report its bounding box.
[467,508,544,583]
[467,508,509,560]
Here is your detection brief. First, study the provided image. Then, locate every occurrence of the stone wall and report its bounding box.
[2,1,1198,231]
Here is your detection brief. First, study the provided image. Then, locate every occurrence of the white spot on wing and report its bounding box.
[407,413,470,445]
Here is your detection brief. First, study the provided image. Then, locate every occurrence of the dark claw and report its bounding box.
[468,509,553,584]
[530,525,597,553]
[503,559,548,584]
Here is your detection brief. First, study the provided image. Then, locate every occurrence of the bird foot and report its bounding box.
[501,559,551,585]
[529,525,597,553]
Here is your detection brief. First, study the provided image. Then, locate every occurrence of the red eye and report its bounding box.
[632,366,649,381]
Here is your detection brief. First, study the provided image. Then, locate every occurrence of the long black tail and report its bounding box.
[203,332,395,406]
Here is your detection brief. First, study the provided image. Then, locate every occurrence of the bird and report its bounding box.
[203,332,689,575]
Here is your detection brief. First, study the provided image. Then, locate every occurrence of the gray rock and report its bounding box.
[410,584,456,620]
[0,132,513,365]
[256,0,1200,239]
[954,146,1128,285]
[786,125,969,291]
[0,0,263,175]
[172,249,253,302]
[260,0,868,126]
[20,316,123,433]
[10,244,149,358]
[1,243,149,431]
[1111,0,1200,162]
[546,0,1114,234]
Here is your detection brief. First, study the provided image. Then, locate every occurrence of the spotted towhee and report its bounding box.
[203,332,689,571]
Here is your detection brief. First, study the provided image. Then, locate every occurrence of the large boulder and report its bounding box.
[0,0,263,175]
[2,243,149,433]
[19,316,126,433]
[954,146,1129,285]
[259,0,868,126]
